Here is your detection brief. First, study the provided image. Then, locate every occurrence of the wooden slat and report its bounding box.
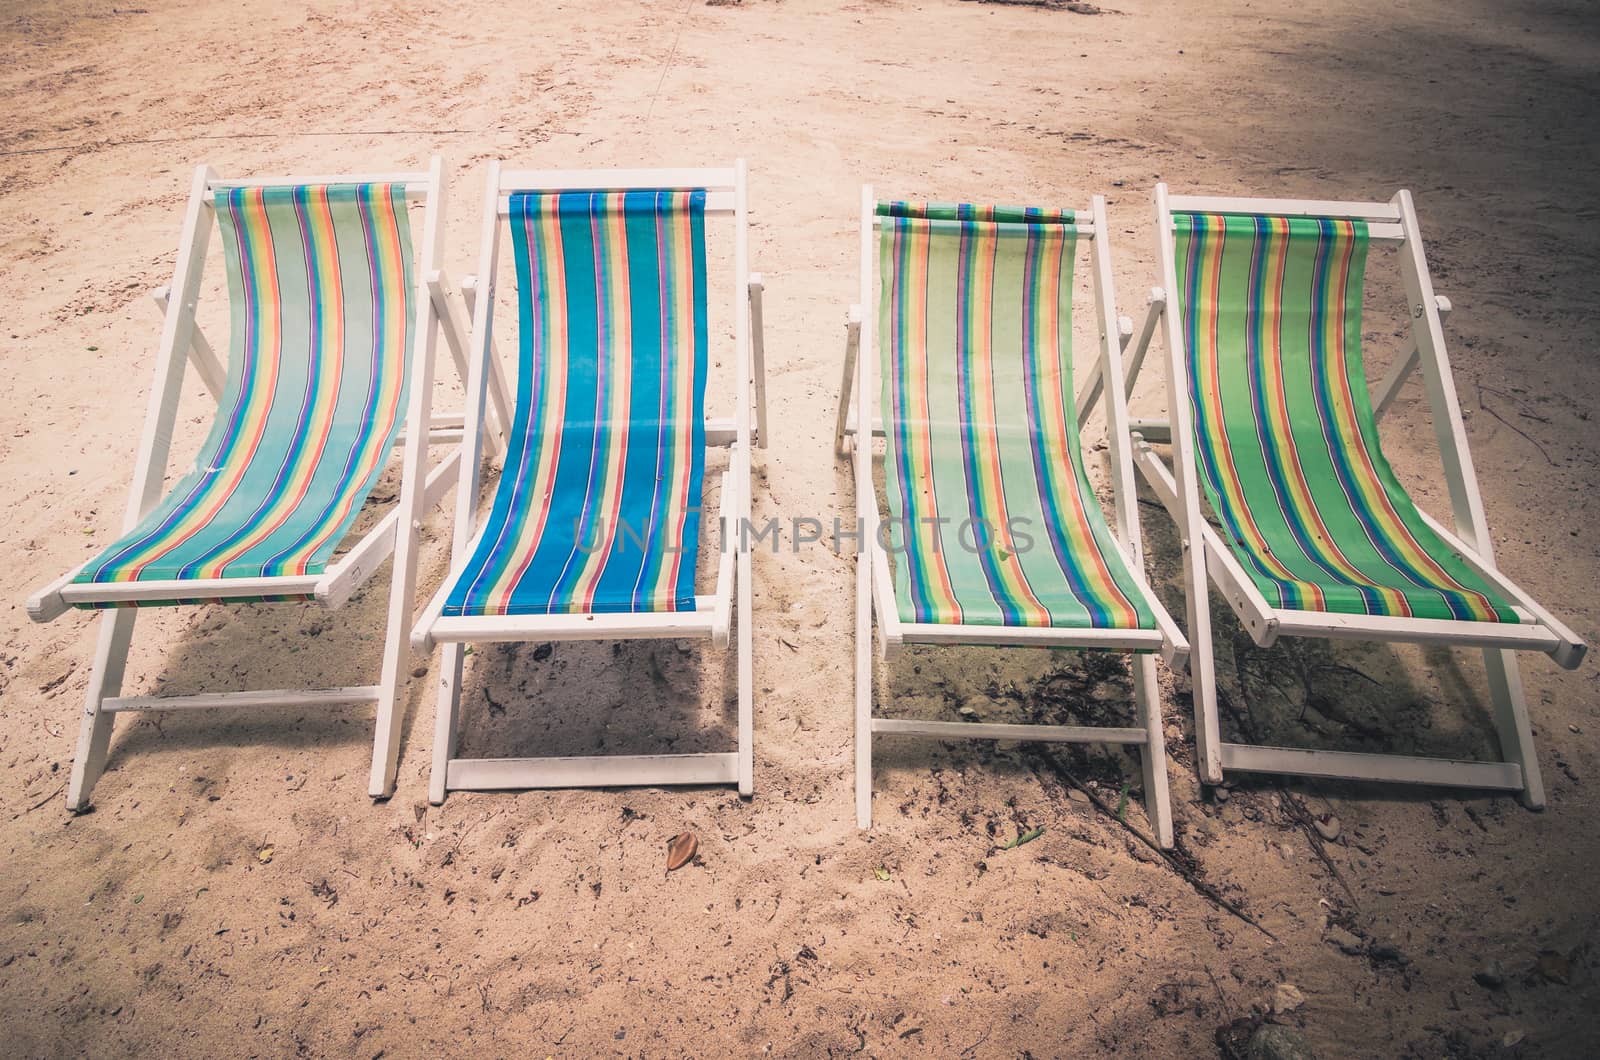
[1218,742,1523,790]
[873,718,1146,744]
[1166,194,1401,222]
[105,685,381,713]
[427,600,720,644]
[446,752,739,790]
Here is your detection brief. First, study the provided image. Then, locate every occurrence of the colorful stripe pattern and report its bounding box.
[75,183,415,603]
[1173,212,1516,622]
[442,190,708,617]
[877,201,1155,630]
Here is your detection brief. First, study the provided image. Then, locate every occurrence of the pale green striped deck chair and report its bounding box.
[26,159,511,811]
[1128,184,1586,805]
[837,188,1189,845]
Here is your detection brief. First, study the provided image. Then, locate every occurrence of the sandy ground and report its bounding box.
[3,0,1600,1055]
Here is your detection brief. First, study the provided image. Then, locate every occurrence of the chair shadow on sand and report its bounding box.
[95,451,742,797]
[867,448,1512,825]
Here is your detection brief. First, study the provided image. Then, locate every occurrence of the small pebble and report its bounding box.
[1314,815,1341,842]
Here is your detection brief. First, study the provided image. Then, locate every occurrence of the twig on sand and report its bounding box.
[23,783,66,814]
[1476,378,1556,466]
[1027,747,1276,940]
[1223,684,1359,907]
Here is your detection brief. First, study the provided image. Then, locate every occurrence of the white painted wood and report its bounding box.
[66,608,136,810]
[855,184,876,829]
[873,718,1148,744]
[733,158,756,798]
[1415,508,1586,669]
[1371,296,1450,421]
[427,271,508,460]
[1218,742,1523,790]
[70,163,219,810]
[151,285,225,399]
[498,167,739,192]
[1130,439,1283,649]
[835,306,862,456]
[26,563,88,624]
[748,275,769,449]
[369,155,447,799]
[870,519,903,656]
[392,426,463,447]
[1128,417,1171,442]
[105,686,381,713]
[452,274,515,461]
[1166,194,1402,222]
[60,573,322,606]
[429,158,510,806]
[209,171,428,190]
[447,752,739,790]
[1133,652,1173,847]
[1394,189,1547,808]
[711,469,735,649]
[1271,608,1559,652]
[1150,184,1225,785]
[1072,298,1141,426]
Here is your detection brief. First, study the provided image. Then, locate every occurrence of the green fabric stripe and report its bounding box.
[877,204,1155,630]
[1173,212,1517,623]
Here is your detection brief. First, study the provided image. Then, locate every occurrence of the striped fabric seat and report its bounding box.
[1174,212,1517,622]
[441,190,708,618]
[877,201,1155,630]
[74,184,415,602]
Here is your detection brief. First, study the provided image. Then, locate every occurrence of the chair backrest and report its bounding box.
[446,190,709,617]
[875,201,1152,629]
[76,183,415,587]
[1171,210,1512,621]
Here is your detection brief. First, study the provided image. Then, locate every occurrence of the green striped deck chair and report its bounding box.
[838,187,1189,845]
[410,161,768,805]
[26,159,494,810]
[1128,184,1585,806]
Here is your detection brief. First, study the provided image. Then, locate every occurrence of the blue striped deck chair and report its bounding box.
[26,159,508,810]
[1127,183,1586,806]
[835,187,1189,845]
[410,161,769,804]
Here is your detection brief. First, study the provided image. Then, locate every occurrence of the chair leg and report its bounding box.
[369,592,411,799]
[736,547,754,798]
[1184,551,1225,786]
[1483,647,1546,809]
[1133,654,1174,848]
[67,608,138,811]
[854,555,874,829]
[429,642,466,805]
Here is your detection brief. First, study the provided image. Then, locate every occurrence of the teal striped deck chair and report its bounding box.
[410,161,768,805]
[837,187,1189,845]
[1128,184,1586,806]
[26,159,498,810]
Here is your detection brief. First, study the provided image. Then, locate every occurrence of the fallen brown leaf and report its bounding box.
[666,831,698,872]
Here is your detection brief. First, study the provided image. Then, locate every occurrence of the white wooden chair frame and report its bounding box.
[410,161,767,805]
[1127,184,1587,806]
[837,187,1191,846]
[25,158,515,810]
